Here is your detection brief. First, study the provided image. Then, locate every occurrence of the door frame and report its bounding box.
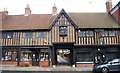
[32,48,40,66]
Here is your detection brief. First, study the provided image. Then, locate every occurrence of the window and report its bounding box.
[40,50,49,61]
[76,52,93,63]
[109,31,116,36]
[86,31,94,37]
[59,26,67,36]
[78,30,85,37]
[22,32,33,38]
[100,31,108,37]
[3,32,13,39]
[105,52,117,60]
[21,50,32,61]
[2,50,17,61]
[36,32,46,38]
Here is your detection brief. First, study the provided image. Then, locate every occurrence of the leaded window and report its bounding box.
[2,49,17,61]
[86,31,94,37]
[100,31,108,37]
[59,26,67,36]
[21,50,32,61]
[109,31,116,36]
[36,32,46,38]
[78,30,85,37]
[22,32,33,38]
[3,32,13,39]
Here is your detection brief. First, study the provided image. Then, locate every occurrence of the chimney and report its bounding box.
[52,4,57,15]
[24,4,31,16]
[106,0,112,12]
[0,8,8,21]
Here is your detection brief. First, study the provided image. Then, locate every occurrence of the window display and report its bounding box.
[40,52,49,61]
[2,50,17,61]
[76,52,93,63]
[21,51,32,61]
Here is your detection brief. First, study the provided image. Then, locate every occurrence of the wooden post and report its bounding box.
[17,47,21,66]
[52,46,55,67]
[72,46,76,67]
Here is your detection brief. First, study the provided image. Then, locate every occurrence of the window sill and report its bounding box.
[76,62,94,64]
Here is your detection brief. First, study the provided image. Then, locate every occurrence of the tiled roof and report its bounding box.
[68,13,120,28]
[1,12,120,31]
[1,14,56,30]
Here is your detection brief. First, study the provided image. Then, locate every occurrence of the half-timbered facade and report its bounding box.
[0,1,120,67]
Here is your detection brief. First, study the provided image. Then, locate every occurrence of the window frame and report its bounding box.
[86,31,94,37]
[2,32,13,39]
[59,26,68,36]
[22,32,33,38]
[35,31,46,38]
[76,52,94,63]
[108,30,116,37]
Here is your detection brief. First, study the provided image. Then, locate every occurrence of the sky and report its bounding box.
[0,0,120,15]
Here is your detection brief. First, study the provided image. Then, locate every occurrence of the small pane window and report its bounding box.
[21,50,32,61]
[59,26,67,36]
[78,30,85,37]
[3,32,13,39]
[36,32,46,38]
[86,31,94,37]
[40,49,49,61]
[2,50,17,61]
[22,32,33,38]
[109,31,116,36]
[100,31,108,37]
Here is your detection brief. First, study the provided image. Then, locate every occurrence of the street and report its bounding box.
[1,71,93,73]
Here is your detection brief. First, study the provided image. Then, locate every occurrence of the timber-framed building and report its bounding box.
[0,0,120,67]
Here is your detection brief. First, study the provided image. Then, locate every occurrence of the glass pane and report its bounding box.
[76,52,93,62]
[40,52,49,61]
[22,32,33,38]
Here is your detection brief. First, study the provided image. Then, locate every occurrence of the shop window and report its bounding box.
[2,50,17,61]
[40,52,49,61]
[36,32,46,38]
[22,32,33,38]
[21,51,32,61]
[76,52,93,63]
[105,52,117,60]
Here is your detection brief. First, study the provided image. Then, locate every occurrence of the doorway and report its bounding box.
[57,49,71,65]
[32,49,39,66]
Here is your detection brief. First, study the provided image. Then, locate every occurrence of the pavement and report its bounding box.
[0,65,92,72]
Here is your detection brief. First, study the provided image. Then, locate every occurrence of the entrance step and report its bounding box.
[52,65,75,71]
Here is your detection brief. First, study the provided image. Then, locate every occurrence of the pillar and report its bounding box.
[17,47,21,66]
[52,46,55,67]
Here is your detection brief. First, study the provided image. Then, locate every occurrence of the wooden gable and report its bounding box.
[49,9,78,29]
[50,9,77,43]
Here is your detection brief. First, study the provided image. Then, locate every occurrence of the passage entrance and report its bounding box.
[57,49,70,65]
[52,42,75,66]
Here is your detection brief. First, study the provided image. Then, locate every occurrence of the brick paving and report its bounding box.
[0,65,92,71]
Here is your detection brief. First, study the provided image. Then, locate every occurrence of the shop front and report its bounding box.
[19,47,50,67]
